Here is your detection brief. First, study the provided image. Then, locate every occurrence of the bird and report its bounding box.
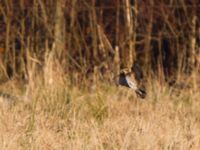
[115,63,146,99]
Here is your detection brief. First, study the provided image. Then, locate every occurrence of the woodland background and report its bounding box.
[0,0,200,85]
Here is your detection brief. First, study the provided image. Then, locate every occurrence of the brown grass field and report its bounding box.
[0,1,200,149]
[0,69,200,150]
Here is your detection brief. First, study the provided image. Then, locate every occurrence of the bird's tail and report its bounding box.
[135,88,146,99]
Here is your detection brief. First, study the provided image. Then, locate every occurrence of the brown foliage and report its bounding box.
[0,0,199,83]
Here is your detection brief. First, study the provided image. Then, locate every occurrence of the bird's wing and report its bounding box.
[125,75,138,90]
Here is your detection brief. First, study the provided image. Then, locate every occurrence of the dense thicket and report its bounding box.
[0,0,199,83]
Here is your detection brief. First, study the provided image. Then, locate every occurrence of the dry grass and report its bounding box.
[0,1,200,149]
[0,73,200,150]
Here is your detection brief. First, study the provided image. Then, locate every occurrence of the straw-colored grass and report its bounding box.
[0,72,200,150]
[0,1,200,149]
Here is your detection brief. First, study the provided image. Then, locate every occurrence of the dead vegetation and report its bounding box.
[0,0,200,149]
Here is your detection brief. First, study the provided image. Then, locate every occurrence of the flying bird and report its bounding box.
[115,63,146,99]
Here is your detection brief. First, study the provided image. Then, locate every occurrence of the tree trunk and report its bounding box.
[54,0,66,59]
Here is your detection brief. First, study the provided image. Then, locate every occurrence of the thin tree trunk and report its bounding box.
[114,0,120,74]
[123,0,134,70]
[54,0,66,59]
[144,1,154,74]
[190,9,197,90]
